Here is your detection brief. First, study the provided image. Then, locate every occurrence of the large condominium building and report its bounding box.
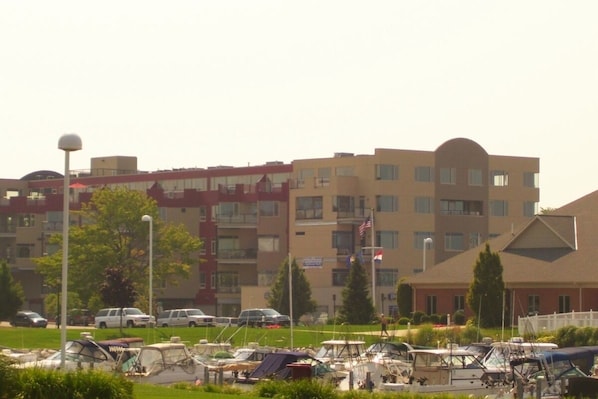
[286,138,539,316]
[1,138,538,318]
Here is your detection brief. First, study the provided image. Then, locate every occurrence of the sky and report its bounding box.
[1,1,597,210]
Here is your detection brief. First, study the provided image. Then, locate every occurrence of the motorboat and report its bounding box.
[125,339,203,385]
[233,351,344,388]
[314,339,367,370]
[381,346,504,395]
[18,338,127,371]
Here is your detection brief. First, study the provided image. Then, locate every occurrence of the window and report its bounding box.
[332,196,355,216]
[440,167,456,184]
[528,295,540,315]
[523,201,537,217]
[523,172,539,188]
[444,233,464,251]
[199,272,206,289]
[440,200,464,215]
[376,164,399,180]
[17,244,31,258]
[199,237,206,255]
[454,295,465,312]
[332,231,353,254]
[559,295,570,313]
[377,269,398,287]
[199,206,207,222]
[211,240,216,256]
[469,233,481,249]
[414,232,434,249]
[258,236,279,252]
[332,269,350,286]
[415,166,434,182]
[316,167,331,186]
[490,170,509,186]
[217,272,239,293]
[426,295,437,315]
[376,195,398,212]
[490,200,509,217]
[296,196,323,220]
[378,231,398,249]
[414,197,433,214]
[468,169,483,186]
[335,166,354,176]
[259,201,279,217]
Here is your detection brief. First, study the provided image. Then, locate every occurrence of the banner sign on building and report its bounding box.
[302,257,323,268]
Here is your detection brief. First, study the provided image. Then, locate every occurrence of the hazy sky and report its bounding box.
[2,1,597,209]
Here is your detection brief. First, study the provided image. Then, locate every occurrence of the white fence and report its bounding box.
[518,310,598,335]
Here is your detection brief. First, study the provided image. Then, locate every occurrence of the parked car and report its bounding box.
[94,307,154,329]
[157,308,215,327]
[237,308,290,327]
[10,311,48,328]
[213,316,239,327]
[56,308,94,327]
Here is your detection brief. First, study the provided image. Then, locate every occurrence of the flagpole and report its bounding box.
[371,208,376,313]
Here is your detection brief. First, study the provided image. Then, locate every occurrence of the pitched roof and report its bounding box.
[406,190,598,288]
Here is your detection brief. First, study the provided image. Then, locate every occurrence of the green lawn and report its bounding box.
[0,322,391,351]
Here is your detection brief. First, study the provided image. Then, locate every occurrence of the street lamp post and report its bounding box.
[423,237,433,272]
[58,133,82,370]
[141,215,153,326]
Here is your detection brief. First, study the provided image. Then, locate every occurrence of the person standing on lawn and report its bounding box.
[380,313,389,337]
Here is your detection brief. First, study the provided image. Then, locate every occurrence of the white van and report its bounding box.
[156,308,214,327]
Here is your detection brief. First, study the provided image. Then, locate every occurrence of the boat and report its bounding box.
[381,346,503,395]
[125,339,204,385]
[203,343,277,382]
[17,337,130,371]
[233,350,344,387]
[483,346,598,399]
[314,339,367,370]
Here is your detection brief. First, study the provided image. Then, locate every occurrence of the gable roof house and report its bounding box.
[406,190,598,324]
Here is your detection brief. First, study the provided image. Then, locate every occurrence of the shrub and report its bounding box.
[252,379,338,399]
[398,317,410,326]
[411,311,425,325]
[453,310,466,325]
[0,356,19,399]
[420,315,431,324]
[413,324,436,346]
[15,368,134,399]
[430,314,441,324]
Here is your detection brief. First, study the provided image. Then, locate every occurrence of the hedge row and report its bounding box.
[0,357,133,399]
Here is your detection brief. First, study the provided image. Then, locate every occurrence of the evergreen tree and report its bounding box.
[338,254,375,324]
[397,278,412,318]
[466,243,505,328]
[0,261,25,320]
[268,256,316,320]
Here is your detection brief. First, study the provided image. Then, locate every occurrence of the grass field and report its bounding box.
[0,322,396,351]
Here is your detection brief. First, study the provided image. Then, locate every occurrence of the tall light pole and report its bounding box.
[423,237,433,272]
[141,215,153,325]
[58,133,82,369]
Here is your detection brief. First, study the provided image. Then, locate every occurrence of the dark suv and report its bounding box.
[237,308,290,327]
[56,309,94,326]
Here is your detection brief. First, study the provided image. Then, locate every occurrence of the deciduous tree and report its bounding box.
[0,261,24,320]
[35,187,202,309]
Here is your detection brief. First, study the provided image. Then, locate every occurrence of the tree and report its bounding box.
[338,254,375,324]
[34,187,202,309]
[466,243,505,328]
[396,278,412,318]
[0,261,25,320]
[267,256,316,320]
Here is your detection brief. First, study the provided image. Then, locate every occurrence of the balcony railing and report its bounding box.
[215,214,257,225]
[217,248,257,260]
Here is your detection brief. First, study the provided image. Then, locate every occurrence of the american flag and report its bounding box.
[359,216,372,237]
